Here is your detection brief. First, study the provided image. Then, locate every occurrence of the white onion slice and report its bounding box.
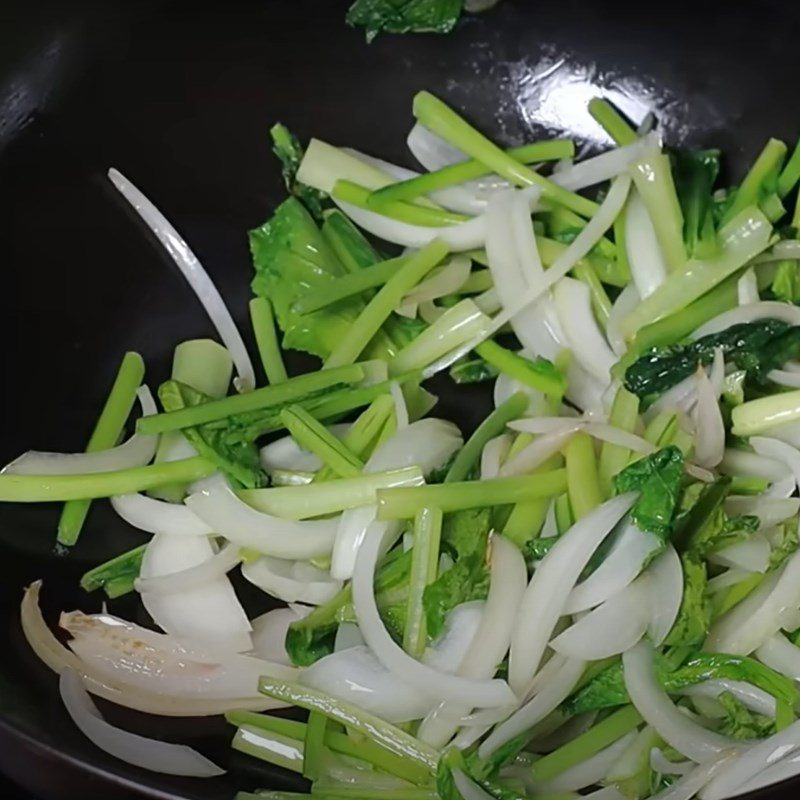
[682,679,776,718]
[737,268,759,305]
[479,656,586,758]
[4,387,158,475]
[725,495,799,529]
[700,719,800,800]
[250,606,309,665]
[351,522,515,708]
[692,366,725,468]
[110,493,213,536]
[583,422,656,454]
[185,481,339,559]
[509,417,580,435]
[707,568,754,594]
[418,535,527,748]
[607,284,641,357]
[60,669,225,777]
[242,556,342,605]
[647,373,698,418]
[565,523,661,614]
[334,622,365,652]
[730,750,800,798]
[508,493,636,694]
[650,753,737,800]
[762,420,800,448]
[768,369,800,388]
[708,534,770,573]
[540,733,638,793]
[453,769,495,800]
[650,748,694,776]
[625,188,668,299]
[756,634,800,681]
[134,543,241,595]
[554,277,616,384]
[480,434,513,479]
[499,424,582,477]
[693,301,800,339]
[422,601,484,675]
[398,256,471,310]
[750,436,800,492]
[407,122,468,170]
[108,169,254,391]
[139,534,252,652]
[623,640,736,762]
[551,577,650,660]
[647,545,684,646]
[719,448,787,481]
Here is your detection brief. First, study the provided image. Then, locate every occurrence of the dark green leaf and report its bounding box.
[441,507,492,560]
[449,357,499,384]
[672,149,721,258]
[424,552,489,638]
[346,0,463,42]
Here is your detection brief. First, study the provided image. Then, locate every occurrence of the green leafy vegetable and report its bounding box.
[449,357,499,384]
[522,535,558,566]
[672,149,721,259]
[624,319,797,399]
[716,692,775,740]
[80,544,146,599]
[663,555,711,648]
[771,260,800,304]
[346,0,462,43]
[270,123,326,219]
[614,446,684,540]
[769,518,800,569]
[285,585,353,666]
[158,380,265,488]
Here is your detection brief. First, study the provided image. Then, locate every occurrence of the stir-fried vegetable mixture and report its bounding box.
[8,91,800,800]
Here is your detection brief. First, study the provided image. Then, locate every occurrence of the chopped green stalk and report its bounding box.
[311,787,437,800]
[391,300,488,375]
[761,192,786,222]
[459,269,493,294]
[139,364,366,434]
[531,706,643,783]
[322,209,381,273]
[404,506,443,657]
[281,405,364,478]
[732,389,800,436]
[303,711,327,780]
[778,137,800,198]
[537,235,627,289]
[588,98,638,146]
[502,497,549,548]
[325,241,450,368]
[630,152,687,272]
[0,456,215,502]
[555,492,574,534]
[598,387,640,496]
[249,297,288,384]
[293,258,406,315]
[369,139,574,205]
[612,213,632,285]
[333,180,468,226]
[643,412,678,448]
[315,395,396,483]
[56,351,145,546]
[715,573,765,617]
[723,138,787,225]
[565,433,603,520]
[572,262,612,327]
[257,678,439,775]
[232,725,304,773]
[475,340,566,399]
[544,204,617,261]
[377,469,567,519]
[412,91,598,218]
[445,392,529,482]
[239,466,423,519]
[80,544,146,598]
[729,476,770,494]
[225,710,427,782]
[620,206,772,338]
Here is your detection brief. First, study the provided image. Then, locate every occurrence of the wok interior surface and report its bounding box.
[1,0,799,797]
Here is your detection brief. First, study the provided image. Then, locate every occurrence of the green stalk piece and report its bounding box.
[57,351,145,546]
[475,340,566,399]
[80,544,147,598]
[564,433,603,519]
[249,297,288,384]
[598,387,640,496]
[588,98,638,146]
[722,138,787,225]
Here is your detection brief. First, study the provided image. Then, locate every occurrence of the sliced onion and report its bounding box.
[708,534,770,573]
[565,523,661,614]
[700,719,800,800]
[762,420,800,448]
[768,369,800,388]
[692,301,800,339]
[583,422,656,454]
[301,645,434,723]
[493,370,546,417]
[408,122,468,170]
[60,669,225,777]
[422,601,484,675]
[242,556,342,605]
[719,448,787,481]
[650,752,738,800]
[333,198,486,251]
[540,732,638,793]
[508,493,636,694]
[730,750,800,798]
[351,522,515,708]
[682,679,776,718]
[453,769,495,800]
[737,268,759,305]
[250,606,310,665]
[651,748,694,776]
[622,640,736,762]
[706,568,754,594]
[647,373,698,418]
[554,277,616,384]
[480,434,513,479]
[139,534,252,652]
[692,366,725,468]
[625,188,668,299]
[4,387,158,475]
[551,577,650,660]
[510,190,545,288]
[607,284,641,357]
[334,622,365,652]
[185,481,339,559]
[108,169,254,391]
[398,256,471,311]
[418,535,527,748]
[134,543,241,595]
[750,436,800,491]
[767,474,797,498]
[647,545,684,646]
[110,493,213,536]
[756,633,800,681]
[499,425,582,477]
[509,417,581,435]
